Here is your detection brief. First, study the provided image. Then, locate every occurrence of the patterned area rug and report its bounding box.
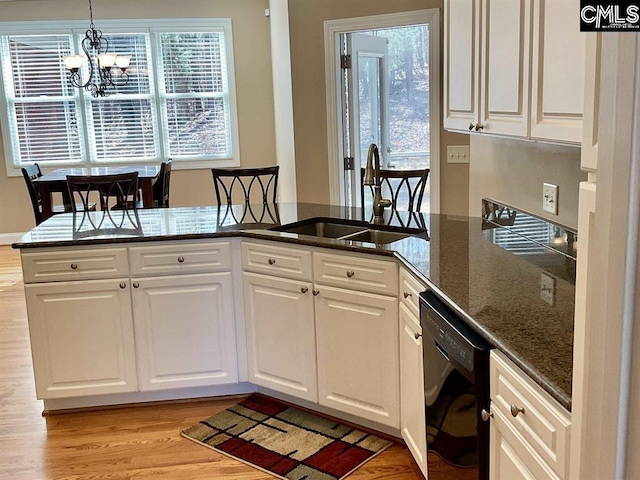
[181,394,392,480]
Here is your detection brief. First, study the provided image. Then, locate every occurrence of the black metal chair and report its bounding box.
[22,163,93,225]
[211,166,279,207]
[360,167,429,213]
[153,159,173,208]
[66,172,140,213]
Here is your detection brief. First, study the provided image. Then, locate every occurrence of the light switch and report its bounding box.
[543,183,559,215]
[447,146,470,164]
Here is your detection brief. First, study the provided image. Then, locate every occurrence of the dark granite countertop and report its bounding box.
[12,202,575,411]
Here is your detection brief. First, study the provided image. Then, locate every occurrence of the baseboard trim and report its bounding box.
[0,232,25,246]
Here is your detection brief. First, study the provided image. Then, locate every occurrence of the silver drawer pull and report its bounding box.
[346,270,355,278]
[481,409,493,422]
[414,332,422,340]
[70,263,78,270]
[510,405,525,417]
[301,287,308,294]
[268,258,276,265]
[119,282,127,289]
[133,282,140,289]
[177,256,185,263]
[403,291,412,299]
[312,289,320,296]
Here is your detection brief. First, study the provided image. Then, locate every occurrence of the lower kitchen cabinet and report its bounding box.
[24,279,138,399]
[399,303,428,478]
[131,272,238,391]
[489,351,571,480]
[315,284,399,428]
[243,272,317,402]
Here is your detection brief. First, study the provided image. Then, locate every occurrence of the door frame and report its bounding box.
[323,9,441,212]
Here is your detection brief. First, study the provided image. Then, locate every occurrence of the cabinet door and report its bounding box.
[490,408,560,480]
[444,0,481,131]
[315,284,399,428]
[243,272,317,402]
[132,273,238,391]
[581,32,601,171]
[530,0,585,143]
[24,279,137,399]
[479,0,531,136]
[399,304,428,478]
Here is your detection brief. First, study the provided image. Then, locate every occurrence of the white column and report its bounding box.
[269,0,297,202]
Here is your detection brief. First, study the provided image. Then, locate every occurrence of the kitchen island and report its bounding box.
[13,202,575,412]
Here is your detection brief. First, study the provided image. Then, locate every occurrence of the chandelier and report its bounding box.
[62,0,130,98]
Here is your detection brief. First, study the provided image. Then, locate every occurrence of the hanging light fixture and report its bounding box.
[62,0,130,97]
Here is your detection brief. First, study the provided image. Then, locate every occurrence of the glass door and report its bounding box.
[342,33,389,207]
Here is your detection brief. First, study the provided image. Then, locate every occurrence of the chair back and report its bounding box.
[21,163,44,225]
[360,167,429,212]
[153,159,173,208]
[67,172,140,212]
[211,166,279,206]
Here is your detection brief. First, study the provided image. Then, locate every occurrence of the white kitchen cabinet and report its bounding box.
[530,0,586,143]
[444,0,585,144]
[580,32,601,172]
[480,0,531,137]
[399,302,428,478]
[131,272,238,391]
[489,350,571,480]
[24,279,138,399]
[243,271,317,402]
[443,0,481,131]
[315,283,399,428]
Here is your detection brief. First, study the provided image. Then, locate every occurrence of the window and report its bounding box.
[0,19,240,175]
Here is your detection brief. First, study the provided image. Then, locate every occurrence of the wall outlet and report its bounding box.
[543,183,559,215]
[447,145,470,164]
[540,272,556,306]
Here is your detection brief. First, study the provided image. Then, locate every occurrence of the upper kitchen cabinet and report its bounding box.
[444,0,586,145]
[530,0,586,144]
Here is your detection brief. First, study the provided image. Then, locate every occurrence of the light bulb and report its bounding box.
[97,53,117,69]
[115,55,131,69]
[63,55,83,71]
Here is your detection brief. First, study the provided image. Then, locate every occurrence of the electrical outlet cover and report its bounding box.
[543,183,559,215]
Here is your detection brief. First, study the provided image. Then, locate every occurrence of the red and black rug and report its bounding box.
[181,394,392,480]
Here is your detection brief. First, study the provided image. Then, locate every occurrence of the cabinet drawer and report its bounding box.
[22,248,129,283]
[314,251,398,296]
[490,351,571,479]
[129,242,231,276]
[400,268,426,317]
[241,241,312,281]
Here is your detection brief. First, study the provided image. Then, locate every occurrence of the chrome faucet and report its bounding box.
[363,143,391,224]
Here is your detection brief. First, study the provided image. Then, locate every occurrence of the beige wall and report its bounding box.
[468,136,586,229]
[0,0,274,234]
[288,0,471,215]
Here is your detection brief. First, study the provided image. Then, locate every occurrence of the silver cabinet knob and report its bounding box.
[268,258,276,265]
[481,409,493,422]
[475,123,484,132]
[177,256,185,263]
[132,282,140,289]
[301,287,308,294]
[70,263,78,270]
[510,404,525,417]
[119,282,127,289]
[403,291,412,299]
[414,332,422,340]
[312,289,320,296]
[346,270,355,278]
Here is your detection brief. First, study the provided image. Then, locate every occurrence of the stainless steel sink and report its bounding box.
[273,221,367,238]
[271,218,426,245]
[340,229,411,244]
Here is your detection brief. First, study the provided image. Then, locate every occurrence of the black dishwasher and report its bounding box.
[420,291,491,480]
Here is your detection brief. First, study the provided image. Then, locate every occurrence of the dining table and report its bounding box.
[33,165,161,221]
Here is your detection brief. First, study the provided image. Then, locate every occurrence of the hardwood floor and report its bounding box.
[0,245,475,480]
